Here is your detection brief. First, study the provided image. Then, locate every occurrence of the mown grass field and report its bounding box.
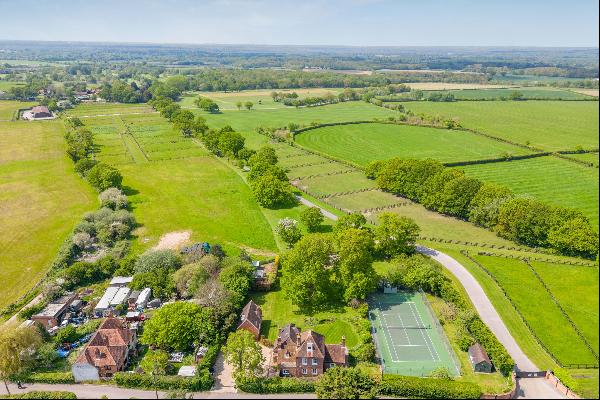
[68,102,155,117]
[0,81,26,91]
[422,87,590,100]
[72,108,277,254]
[196,101,397,132]
[0,119,97,309]
[405,101,599,151]
[0,100,35,120]
[530,261,599,353]
[564,152,599,167]
[460,156,599,227]
[471,254,598,366]
[295,123,531,165]
[180,88,343,110]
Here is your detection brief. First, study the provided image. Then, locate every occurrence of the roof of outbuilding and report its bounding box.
[238,300,262,331]
[468,343,492,365]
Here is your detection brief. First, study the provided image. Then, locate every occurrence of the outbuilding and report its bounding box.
[468,343,493,373]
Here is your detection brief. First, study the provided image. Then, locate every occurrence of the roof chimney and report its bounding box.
[341,336,346,347]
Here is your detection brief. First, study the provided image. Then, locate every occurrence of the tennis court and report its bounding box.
[369,290,460,376]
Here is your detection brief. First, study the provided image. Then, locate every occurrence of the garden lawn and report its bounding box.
[530,261,599,353]
[249,287,361,348]
[0,120,97,309]
[460,156,599,228]
[405,101,599,151]
[196,101,397,133]
[0,100,36,120]
[295,123,531,165]
[471,255,597,365]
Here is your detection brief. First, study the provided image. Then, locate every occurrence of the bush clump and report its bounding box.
[379,375,482,399]
[113,370,213,391]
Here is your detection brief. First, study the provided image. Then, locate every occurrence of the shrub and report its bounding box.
[467,317,515,376]
[134,249,182,274]
[315,367,376,399]
[0,391,77,399]
[113,369,213,391]
[379,375,481,399]
[300,207,324,232]
[86,163,123,191]
[99,188,128,210]
[18,303,45,320]
[237,377,315,393]
[74,158,97,176]
[21,371,75,384]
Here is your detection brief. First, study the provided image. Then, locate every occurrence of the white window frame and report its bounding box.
[312,368,318,375]
[282,369,289,375]
[302,357,307,365]
[301,368,307,374]
[329,363,336,368]
[312,358,318,365]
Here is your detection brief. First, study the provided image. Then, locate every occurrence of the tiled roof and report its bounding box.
[325,344,348,364]
[275,323,300,347]
[296,330,325,359]
[238,300,262,331]
[468,343,491,365]
[75,317,131,369]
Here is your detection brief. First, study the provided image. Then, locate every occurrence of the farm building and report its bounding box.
[72,317,138,381]
[110,287,131,308]
[237,300,262,339]
[31,292,78,330]
[271,324,348,378]
[94,286,120,317]
[468,343,493,373]
[109,276,133,287]
[21,105,55,120]
[135,288,152,309]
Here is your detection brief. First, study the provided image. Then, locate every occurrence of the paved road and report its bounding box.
[0,383,316,399]
[298,195,565,399]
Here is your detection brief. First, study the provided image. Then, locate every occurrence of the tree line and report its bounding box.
[366,158,599,258]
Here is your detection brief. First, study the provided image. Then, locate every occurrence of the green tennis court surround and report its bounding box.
[369,291,460,376]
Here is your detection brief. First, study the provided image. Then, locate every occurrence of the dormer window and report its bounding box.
[307,342,313,351]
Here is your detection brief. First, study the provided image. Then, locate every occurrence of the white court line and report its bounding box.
[378,303,400,363]
[409,303,440,362]
[385,309,411,345]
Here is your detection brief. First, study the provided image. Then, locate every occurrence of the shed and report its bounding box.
[94,286,120,316]
[135,288,152,309]
[468,343,493,373]
[177,366,196,377]
[109,276,133,287]
[110,287,131,307]
[195,346,209,363]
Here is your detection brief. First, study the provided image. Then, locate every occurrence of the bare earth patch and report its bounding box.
[570,88,599,97]
[152,230,192,251]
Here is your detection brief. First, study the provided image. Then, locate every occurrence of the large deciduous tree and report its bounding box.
[374,213,420,258]
[223,330,265,383]
[315,367,376,399]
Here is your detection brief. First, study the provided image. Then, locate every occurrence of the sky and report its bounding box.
[0,0,598,47]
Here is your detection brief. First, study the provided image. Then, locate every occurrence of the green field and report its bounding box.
[71,108,277,254]
[563,152,599,167]
[295,123,531,165]
[460,156,599,227]
[180,88,343,110]
[0,81,26,91]
[471,254,598,366]
[0,100,35,120]
[0,119,97,308]
[529,261,599,353]
[196,101,397,132]
[422,87,591,100]
[405,101,599,151]
[68,102,155,117]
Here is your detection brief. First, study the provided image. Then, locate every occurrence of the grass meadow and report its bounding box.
[0,100,35,120]
[73,108,278,255]
[471,254,598,366]
[0,120,97,309]
[295,123,531,165]
[460,156,599,227]
[68,102,155,117]
[421,87,590,100]
[563,152,599,167]
[195,101,398,132]
[405,101,599,151]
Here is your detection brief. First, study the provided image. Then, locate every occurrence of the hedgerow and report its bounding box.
[236,377,315,393]
[467,317,515,376]
[0,391,77,399]
[379,374,482,399]
[113,369,213,391]
[21,371,75,384]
